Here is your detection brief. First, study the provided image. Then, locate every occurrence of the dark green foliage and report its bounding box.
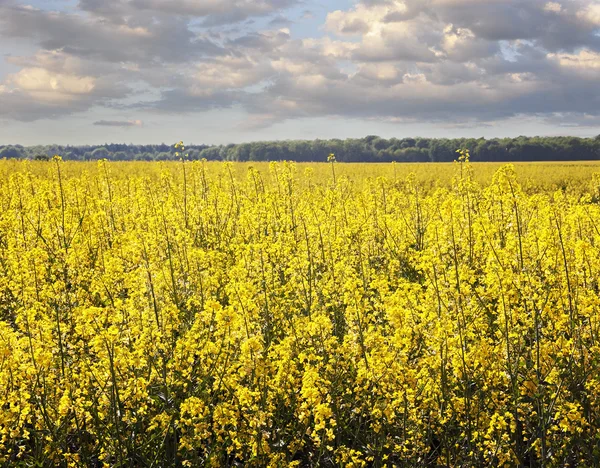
[1,135,599,162]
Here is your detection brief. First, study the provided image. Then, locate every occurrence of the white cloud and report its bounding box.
[7,67,96,101]
[301,37,358,59]
[192,56,272,90]
[549,49,600,70]
[353,62,401,83]
[326,6,375,36]
[441,26,498,61]
[7,50,88,76]
[578,3,600,25]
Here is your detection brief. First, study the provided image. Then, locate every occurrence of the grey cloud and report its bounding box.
[94,119,143,127]
[480,48,555,77]
[338,17,370,35]
[269,15,293,27]
[139,88,241,113]
[441,28,500,62]
[0,0,292,122]
[543,113,600,128]
[75,0,130,22]
[421,0,600,52]
[435,1,550,41]
[1,0,600,129]
[0,85,124,122]
[78,0,300,26]
[352,35,440,63]
[420,62,484,85]
[228,30,291,52]
[201,11,267,27]
[0,5,224,64]
[359,0,395,5]
[126,0,600,128]
[0,49,130,122]
[352,45,437,62]
[0,91,84,122]
[241,52,600,126]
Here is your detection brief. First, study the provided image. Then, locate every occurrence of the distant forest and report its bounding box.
[2,135,600,162]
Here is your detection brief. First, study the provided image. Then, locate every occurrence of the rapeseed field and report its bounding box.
[1,150,600,466]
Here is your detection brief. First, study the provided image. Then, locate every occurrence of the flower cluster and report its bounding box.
[0,155,599,466]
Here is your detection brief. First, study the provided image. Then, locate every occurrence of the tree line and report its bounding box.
[1,135,599,162]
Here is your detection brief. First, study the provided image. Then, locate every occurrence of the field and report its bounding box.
[1,156,600,466]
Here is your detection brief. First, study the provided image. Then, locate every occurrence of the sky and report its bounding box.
[0,0,599,145]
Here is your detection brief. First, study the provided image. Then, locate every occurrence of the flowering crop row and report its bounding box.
[1,155,600,466]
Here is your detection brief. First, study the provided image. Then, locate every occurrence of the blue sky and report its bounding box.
[0,0,599,145]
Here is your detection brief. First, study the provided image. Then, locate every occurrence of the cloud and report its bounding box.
[269,15,293,27]
[94,119,143,127]
[0,5,224,64]
[192,55,274,90]
[7,67,96,101]
[0,62,129,121]
[140,88,241,113]
[239,0,600,126]
[1,0,600,128]
[543,112,600,128]
[78,0,300,25]
[0,86,99,122]
[440,25,499,62]
[421,0,600,51]
[227,29,291,52]
[549,49,600,70]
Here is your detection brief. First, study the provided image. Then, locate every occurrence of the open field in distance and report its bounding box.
[2,159,600,191]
